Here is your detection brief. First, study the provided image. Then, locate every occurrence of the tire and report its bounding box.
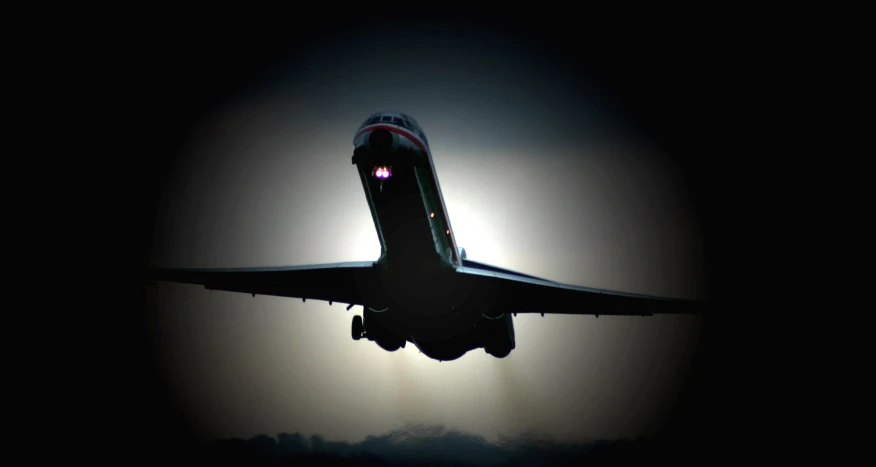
[352,315,363,341]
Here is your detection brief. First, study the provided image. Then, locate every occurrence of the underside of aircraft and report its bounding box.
[149,252,704,362]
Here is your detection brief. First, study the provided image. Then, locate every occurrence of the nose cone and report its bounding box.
[369,129,393,151]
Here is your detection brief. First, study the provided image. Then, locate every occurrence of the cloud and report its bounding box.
[188,423,690,466]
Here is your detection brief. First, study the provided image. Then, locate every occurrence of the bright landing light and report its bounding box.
[374,167,391,179]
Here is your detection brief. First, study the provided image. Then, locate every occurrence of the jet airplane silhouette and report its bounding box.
[150,111,705,361]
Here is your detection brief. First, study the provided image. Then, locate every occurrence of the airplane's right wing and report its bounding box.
[148,261,378,307]
[457,259,706,316]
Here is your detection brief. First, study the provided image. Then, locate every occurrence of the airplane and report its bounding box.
[148,111,706,362]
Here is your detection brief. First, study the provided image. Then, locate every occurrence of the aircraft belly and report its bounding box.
[354,144,459,268]
[355,149,434,260]
[366,277,484,344]
[353,140,481,348]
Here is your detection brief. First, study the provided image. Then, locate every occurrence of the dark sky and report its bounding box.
[135,13,744,463]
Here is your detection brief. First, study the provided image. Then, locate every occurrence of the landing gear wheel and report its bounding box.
[352,315,363,340]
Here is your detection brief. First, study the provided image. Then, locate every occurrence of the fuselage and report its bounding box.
[351,111,514,360]
[353,112,461,270]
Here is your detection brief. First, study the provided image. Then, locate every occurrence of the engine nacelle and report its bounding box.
[478,313,515,358]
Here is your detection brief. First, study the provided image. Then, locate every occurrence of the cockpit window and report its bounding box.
[369,116,381,125]
[380,116,392,122]
[392,117,404,126]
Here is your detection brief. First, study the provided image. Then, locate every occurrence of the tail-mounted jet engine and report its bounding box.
[477,312,516,358]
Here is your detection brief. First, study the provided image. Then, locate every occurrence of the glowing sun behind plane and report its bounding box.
[145,20,709,444]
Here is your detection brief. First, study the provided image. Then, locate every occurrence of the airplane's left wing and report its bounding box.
[457,259,706,316]
[148,261,377,307]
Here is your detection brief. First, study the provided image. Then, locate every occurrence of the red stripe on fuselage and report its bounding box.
[355,124,428,153]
